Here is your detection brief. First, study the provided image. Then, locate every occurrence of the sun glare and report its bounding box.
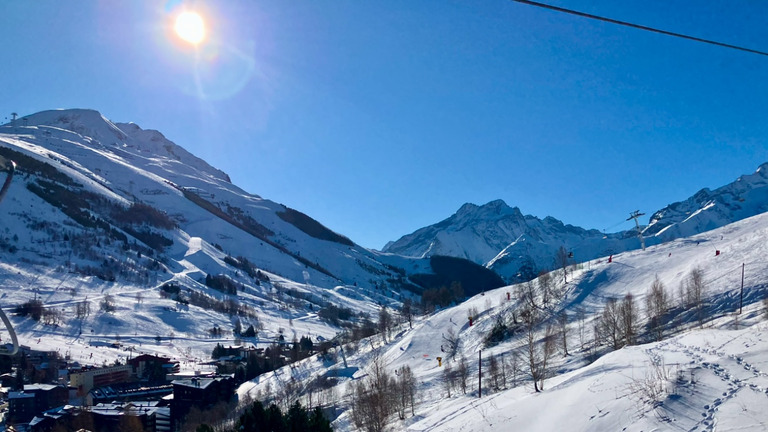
[175,11,205,45]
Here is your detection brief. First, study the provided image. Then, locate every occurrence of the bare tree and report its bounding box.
[75,300,91,319]
[442,327,460,360]
[498,353,508,389]
[646,276,669,341]
[457,355,470,394]
[540,324,557,391]
[350,352,394,432]
[598,298,623,350]
[42,308,61,326]
[587,320,600,363]
[619,293,638,346]
[442,362,456,397]
[575,305,587,350]
[516,280,538,319]
[485,354,502,392]
[394,365,416,419]
[539,271,554,307]
[525,312,557,392]
[683,267,707,326]
[400,299,414,330]
[525,316,541,392]
[378,306,392,343]
[507,350,521,388]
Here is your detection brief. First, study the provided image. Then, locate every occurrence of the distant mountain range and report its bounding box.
[383,163,768,281]
[0,109,500,303]
[3,108,766,295]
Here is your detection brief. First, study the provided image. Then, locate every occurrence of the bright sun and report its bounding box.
[175,11,206,45]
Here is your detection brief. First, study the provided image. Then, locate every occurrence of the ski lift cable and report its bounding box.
[701,264,745,286]
[603,218,631,233]
[510,0,768,57]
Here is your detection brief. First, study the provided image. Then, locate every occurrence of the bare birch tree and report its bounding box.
[646,276,669,341]
[620,293,638,346]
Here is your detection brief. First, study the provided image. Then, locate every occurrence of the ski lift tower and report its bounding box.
[627,210,646,251]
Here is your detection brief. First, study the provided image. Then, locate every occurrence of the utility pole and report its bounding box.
[627,210,646,251]
[739,263,745,314]
[478,350,482,398]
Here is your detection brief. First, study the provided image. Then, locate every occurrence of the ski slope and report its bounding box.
[240,210,768,431]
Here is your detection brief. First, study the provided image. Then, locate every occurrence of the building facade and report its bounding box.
[69,364,132,398]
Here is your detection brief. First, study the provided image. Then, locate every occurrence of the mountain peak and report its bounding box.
[19,108,127,145]
[456,202,479,215]
[482,199,510,210]
[456,199,517,218]
[13,108,232,183]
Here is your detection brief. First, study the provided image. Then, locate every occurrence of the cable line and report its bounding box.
[511,0,768,57]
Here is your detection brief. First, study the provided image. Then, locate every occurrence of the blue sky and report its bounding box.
[2,1,767,249]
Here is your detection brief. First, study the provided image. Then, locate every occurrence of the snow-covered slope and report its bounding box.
[0,109,434,291]
[243,207,768,432]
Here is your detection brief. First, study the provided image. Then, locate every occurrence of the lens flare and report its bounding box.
[175,11,205,45]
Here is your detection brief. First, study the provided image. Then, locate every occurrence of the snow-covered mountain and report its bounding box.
[383,199,644,281]
[384,164,768,281]
[0,108,438,293]
[644,162,768,240]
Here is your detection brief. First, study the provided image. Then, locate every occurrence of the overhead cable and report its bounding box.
[511,0,768,57]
